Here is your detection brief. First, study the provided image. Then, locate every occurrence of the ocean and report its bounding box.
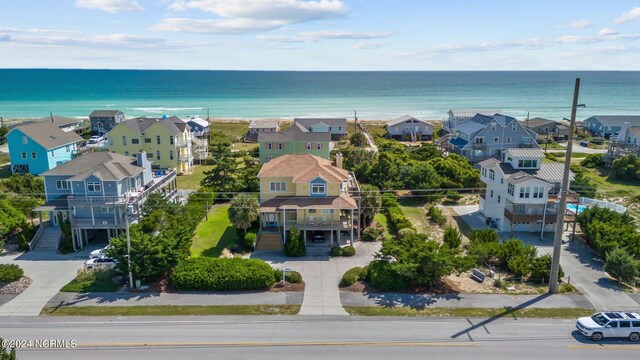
[1,70,639,120]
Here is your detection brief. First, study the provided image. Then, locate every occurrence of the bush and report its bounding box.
[397,228,416,240]
[273,269,303,284]
[244,232,257,249]
[331,246,343,257]
[387,206,413,232]
[366,260,410,291]
[427,205,446,226]
[342,246,356,257]
[605,248,639,285]
[580,154,604,168]
[0,264,24,283]
[340,267,364,287]
[284,225,306,257]
[17,234,30,252]
[443,226,462,250]
[611,155,640,180]
[172,258,276,290]
[530,254,564,282]
[362,225,384,242]
[381,193,399,208]
[445,191,463,203]
[469,229,499,244]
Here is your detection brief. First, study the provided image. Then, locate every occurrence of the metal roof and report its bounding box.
[504,148,545,158]
[185,117,209,128]
[471,113,516,126]
[499,162,574,183]
[90,110,123,117]
[249,120,280,129]
[449,109,503,118]
[449,137,469,149]
[387,115,433,127]
[454,121,485,135]
[584,115,640,127]
[294,118,347,127]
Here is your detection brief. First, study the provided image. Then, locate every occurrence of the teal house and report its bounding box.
[7,121,83,175]
[258,122,331,163]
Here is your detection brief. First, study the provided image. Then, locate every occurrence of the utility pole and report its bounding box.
[549,78,581,294]
[125,205,134,289]
[354,110,358,134]
[545,132,550,153]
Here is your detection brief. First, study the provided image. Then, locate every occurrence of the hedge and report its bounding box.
[244,232,257,249]
[0,264,24,283]
[273,269,303,284]
[387,206,413,232]
[172,258,276,291]
[339,267,365,287]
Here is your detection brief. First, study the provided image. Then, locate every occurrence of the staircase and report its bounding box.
[256,232,282,251]
[32,227,61,252]
[191,136,209,161]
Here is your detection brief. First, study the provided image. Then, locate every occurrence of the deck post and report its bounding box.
[282,209,286,244]
[350,209,354,245]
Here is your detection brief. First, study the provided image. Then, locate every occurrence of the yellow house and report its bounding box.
[256,154,360,250]
[106,116,193,174]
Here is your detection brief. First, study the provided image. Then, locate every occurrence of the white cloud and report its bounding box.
[1,32,192,50]
[615,7,640,24]
[568,19,594,29]
[257,30,392,43]
[353,42,383,49]
[153,17,283,34]
[597,28,618,37]
[75,0,144,13]
[167,0,347,23]
[431,38,548,52]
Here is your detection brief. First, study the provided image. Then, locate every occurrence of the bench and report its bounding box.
[470,268,486,283]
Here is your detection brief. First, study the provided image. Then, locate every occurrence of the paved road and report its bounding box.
[0,247,98,316]
[556,142,607,154]
[2,316,640,359]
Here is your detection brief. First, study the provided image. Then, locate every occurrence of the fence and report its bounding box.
[579,197,627,214]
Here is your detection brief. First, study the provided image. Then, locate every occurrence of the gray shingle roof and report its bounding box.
[449,109,503,118]
[584,115,640,127]
[387,115,433,127]
[43,152,143,181]
[90,110,123,117]
[471,113,516,126]
[508,172,548,185]
[122,116,184,135]
[11,122,83,150]
[27,115,83,127]
[249,120,280,129]
[294,118,347,128]
[258,122,331,142]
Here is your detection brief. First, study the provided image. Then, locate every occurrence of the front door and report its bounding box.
[265,213,278,227]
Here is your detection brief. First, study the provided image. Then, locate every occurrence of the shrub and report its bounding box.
[17,234,30,252]
[469,229,499,244]
[284,225,306,257]
[611,155,640,180]
[340,267,364,287]
[367,260,410,291]
[362,225,384,242]
[0,264,24,283]
[445,191,463,203]
[443,226,462,250]
[342,246,356,257]
[580,154,604,168]
[530,254,564,282]
[331,246,343,257]
[172,258,276,290]
[244,232,257,250]
[273,269,303,284]
[387,206,413,232]
[427,205,446,226]
[508,255,532,280]
[397,228,416,240]
[493,278,506,289]
[605,248,639,285]
[381,193,399,208]
[497,239,537,267]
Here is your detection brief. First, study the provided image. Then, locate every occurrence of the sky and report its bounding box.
[1,0,640,70]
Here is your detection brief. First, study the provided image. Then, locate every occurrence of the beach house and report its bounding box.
[183,117,210,138]
[445,109,502,133]
[7,121,83,175]
[293,118,347,140]
[32,151,177,251]
[22,115,85,133]
[478,148,576,233]
[106,116,194,174]
[386,115,434,141]
[445,113,540,163]
[521,118,570,141]
[258,122,331,163]
[89,110,125,135]
[583,115,640,138]
[255,154,360,251]
[246,120,280,142]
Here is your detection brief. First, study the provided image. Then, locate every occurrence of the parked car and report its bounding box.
[311,231,326,243]
[576,311,640,341]
[84,257,118,270]
[88,135,103,144]
[89,245,113,259]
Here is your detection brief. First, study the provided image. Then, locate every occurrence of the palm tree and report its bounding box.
[359,184,381,226]
[228,193,260,235]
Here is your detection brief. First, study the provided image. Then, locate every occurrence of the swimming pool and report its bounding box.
[567,204,587,213]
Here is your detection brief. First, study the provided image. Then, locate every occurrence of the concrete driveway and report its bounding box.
[0,247,99,316]
[252,241,381,316]
[555,142,607,154]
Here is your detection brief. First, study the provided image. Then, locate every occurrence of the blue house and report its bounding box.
[33,151,178,251]
[183,117,210,137]
[583,115,640,138]
[7,121,83,175]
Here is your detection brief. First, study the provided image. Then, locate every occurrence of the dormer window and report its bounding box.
[491,122,496,131]
[512,122,517,132]
[517,159,538,168]
[489,170,495,181]
[311,183,326,195]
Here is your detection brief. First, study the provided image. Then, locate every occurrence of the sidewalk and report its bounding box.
[47,291,303,308]
[340,292,593,309]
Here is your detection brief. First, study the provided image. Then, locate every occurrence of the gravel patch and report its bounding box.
[0,276,33,294]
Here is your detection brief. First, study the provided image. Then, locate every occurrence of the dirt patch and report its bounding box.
[269,282,305,292]
[340,280,459,295]
[445,271,547,295]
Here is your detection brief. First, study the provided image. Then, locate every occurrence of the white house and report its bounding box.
[386,115,434,141]
[478,148,575,233]
[445,109,502,133]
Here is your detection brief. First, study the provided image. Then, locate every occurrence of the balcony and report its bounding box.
[504,207,557,223]
[547,190,580,204]
[472,143,487,149]
[519,142,535,148]
[175,139,190,148]
[71,218,125,229]
[284,217,354,231]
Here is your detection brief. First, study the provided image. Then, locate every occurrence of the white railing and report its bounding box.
[579,197,627,214]
[28,220,50,250]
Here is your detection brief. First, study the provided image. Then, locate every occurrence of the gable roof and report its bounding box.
[522,117,556,128]
[90,110,123,117]
[258,154,349,183]
[504,148,545,158]
[387,115,433,127]
[25,115,83,127]
[498,162,574,183]
[454,120,485,135]
[471,113,516,126]
[258,122,331,142]
[449,109,503,118]
[294,118,347,128]
[121,116,185,135]
[584,115,640,127]
[185,117,209,128]
[11,122,83,150]
[249,119,280,129]
[43,152,143,181]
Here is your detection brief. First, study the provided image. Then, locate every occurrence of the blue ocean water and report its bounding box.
[1,70,639,120]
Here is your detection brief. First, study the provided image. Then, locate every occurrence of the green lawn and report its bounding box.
[41,305,300,316]
[373,213,391,239]
[231,142,259,152]
[176,164,214,190]
[344,306,594,318]
[60,271,120,292]
[190,204,240,258]
[211,121,250,139]
[579,165,640,198]
[398,203,432,234]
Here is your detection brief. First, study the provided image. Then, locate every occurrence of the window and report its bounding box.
[51,151,54,157]
[124,151,129,156]
[270,182,287,192]
[122,136,127,146]
[490,190,494,198]
[156,150,161,160]
[533,186,544,198]
[157,135,161,145]
[329,126,332,131]
[278,142,284,150]
[482,168,487,177]
[508,183,515,196]
[519,186,530,199]
[21,152,27,159]
[489,170,495,181]
[620,321,630,328]
[56,180,70,190]
[517,159,538,168]
[31,152,37,159]
[506,137,512,144]
[100,207,115,214]
[494,137,499,143]
[306,143,312,150]
[632,321,640,328]
[500,178,504,184]
[497,195,501,203]
[311,183,326,195]
[475,137,484,144]
[521,137,531,144]
[66,145,70,152]
[169,136,174,145]
[512,122,517,132]
[267,143,273,150]
[21,136,28,145]
[316,143,322,150]
[169,150,174,160]
[338,126,342,131]
[491,122,496,131]
[145,138,151,143]
[87,182,101,192]
[131,138,139,144]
